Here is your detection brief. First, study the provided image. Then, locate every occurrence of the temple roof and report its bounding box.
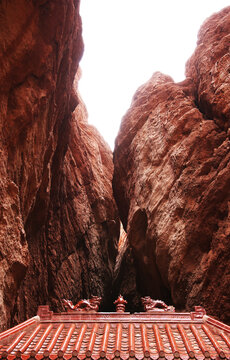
[0,305,230,360]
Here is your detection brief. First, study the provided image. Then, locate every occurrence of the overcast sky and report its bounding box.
[79,1,229,149]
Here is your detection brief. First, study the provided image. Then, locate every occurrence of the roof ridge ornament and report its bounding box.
[190,305,206,320]
[114,295,127,312]
[141,297,175,312]
[37,305,53,320]
[63,296,102,312]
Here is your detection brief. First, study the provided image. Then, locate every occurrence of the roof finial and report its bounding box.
[114,295,127,312]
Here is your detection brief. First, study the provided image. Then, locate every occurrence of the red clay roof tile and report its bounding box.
[0,306,230,360]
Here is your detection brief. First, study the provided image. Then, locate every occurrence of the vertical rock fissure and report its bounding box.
[112,210,172,312]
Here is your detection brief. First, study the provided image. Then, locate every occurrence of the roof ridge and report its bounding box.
[0,316,39,341]
[205,315,230,333]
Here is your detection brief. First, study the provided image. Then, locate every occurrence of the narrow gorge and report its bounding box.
[0,0,229,331]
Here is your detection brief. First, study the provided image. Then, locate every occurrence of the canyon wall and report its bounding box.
[113,7,230,322]
[0,0,119,330]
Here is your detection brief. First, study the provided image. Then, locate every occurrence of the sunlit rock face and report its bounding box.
[0,0,119,330]
[113,7,230,322]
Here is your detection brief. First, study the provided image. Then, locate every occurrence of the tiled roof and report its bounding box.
[0,305,230,360]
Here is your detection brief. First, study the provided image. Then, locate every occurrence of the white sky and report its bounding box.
[79,1,229,149]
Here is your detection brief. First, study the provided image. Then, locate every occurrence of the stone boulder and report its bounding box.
[113,7,230,322]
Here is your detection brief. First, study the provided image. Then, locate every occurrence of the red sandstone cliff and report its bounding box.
[113,7,230,322]
[0,0,119,330]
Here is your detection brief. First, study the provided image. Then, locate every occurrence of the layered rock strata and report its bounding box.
[0,0,119,330]
[113,7,230,322]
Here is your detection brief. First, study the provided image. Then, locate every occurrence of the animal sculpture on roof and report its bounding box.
[141,296,175,312]
[63,296,102,312]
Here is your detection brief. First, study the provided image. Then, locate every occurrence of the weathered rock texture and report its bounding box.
[0,0,119,331]
[113,7,230,322]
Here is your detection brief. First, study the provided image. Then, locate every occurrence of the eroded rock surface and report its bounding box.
[113,7,230,322]
[0,0,119,330]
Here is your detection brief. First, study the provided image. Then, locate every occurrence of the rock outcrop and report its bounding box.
[113,7,230,322]
[0,0,119,331]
